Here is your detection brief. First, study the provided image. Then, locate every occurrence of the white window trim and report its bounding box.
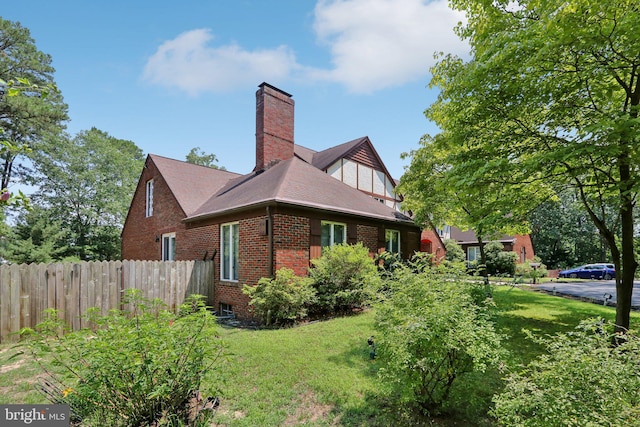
[386,229,401,254]
[468,246,481,262]
[145,179,154,217]
[162,232,176,261]
[321,221,347,247]
[221,222,239,282]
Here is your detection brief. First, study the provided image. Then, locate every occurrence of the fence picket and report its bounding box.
[0,260,214,343]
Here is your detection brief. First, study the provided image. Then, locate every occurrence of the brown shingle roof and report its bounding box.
[150,154,241,216]
[450,226,516,244]
[185,157,413,224]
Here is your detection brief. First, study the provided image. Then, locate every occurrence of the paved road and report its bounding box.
[533,280,640,309]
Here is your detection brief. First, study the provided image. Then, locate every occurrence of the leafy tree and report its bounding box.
[186,147,225,170]
[26,128,144,260]
[426,0,640,330]
[399,133,546,280]
[0,18,68,192]
[2,206,69,264]
[529,189,610,269]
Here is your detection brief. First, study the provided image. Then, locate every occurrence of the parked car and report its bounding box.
[559,263,615,280]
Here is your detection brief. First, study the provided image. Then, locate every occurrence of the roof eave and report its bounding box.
[183,199,417,227]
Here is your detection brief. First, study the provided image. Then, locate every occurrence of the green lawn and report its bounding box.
[1,285,638,426]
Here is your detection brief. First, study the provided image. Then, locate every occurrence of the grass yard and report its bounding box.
[1,284,639,426]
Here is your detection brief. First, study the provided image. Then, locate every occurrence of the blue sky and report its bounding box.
[4,0,467,179]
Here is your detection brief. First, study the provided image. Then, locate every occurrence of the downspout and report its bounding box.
[267,205,274,277]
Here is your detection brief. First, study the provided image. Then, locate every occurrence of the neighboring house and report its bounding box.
[122,83,421,318]
[430,225,535,263]
[419,226,447,263]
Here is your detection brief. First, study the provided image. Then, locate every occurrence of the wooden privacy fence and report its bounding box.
[0,260,215,344]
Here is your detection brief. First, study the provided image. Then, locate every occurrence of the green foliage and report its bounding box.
[529,190,610,269]
[444,238,465,263]
[0,17,68,191]
[185,147,225,170]
[309,243,378,314]
[243,268,316,326]
[374,266,506,418]
[515,258,548,281]
[1,206,68,263]
[484,241,517,276]
[492,319,640,426]
[20,290,223,426]
[428,0,640,329]
[27,128,144,260]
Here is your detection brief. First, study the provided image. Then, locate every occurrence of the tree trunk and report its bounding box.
[615,157,637,332]
[476,233,488,283]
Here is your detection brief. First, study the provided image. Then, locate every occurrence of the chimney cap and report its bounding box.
[258,82,292,98]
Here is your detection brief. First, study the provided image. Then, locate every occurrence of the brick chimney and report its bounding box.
[255,82,294,171]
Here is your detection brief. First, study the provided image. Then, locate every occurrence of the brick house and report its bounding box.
[425,225,535,264]
[122,83,421,318]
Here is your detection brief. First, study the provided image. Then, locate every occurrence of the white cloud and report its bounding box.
[142,29,299,95]
[310,0,468,93]
[142,1,467,95]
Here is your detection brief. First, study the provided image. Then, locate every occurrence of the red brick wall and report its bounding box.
[358,224,379,256]
[513,234,536,263]
[273,213,310,276]
[256,83,295,170]
[420,228,446,263]
[180,225,218,261]
[121,156,186,261]
[213,215,270,319]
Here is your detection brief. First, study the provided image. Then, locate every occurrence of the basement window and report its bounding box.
[219,302,234,317]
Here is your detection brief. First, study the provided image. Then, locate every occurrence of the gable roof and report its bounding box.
[294,136,399,185]
[185,156,413,224]
[150,154,241,216]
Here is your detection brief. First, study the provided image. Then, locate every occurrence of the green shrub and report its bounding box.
[492,319,640,426]
[444,238,465,262]
[243,268,316,326]
[21,290,223,427]
[485,241,518,276]
[515,257,548,281]
[375,266,506,418]
[309,243,379,314]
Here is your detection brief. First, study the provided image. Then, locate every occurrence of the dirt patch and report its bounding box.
[0,359,25,374]
[283,390,337,426]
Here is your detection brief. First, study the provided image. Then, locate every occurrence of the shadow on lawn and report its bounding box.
[325,337,497,426]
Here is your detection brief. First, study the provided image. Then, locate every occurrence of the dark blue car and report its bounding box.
[559,263,615,280]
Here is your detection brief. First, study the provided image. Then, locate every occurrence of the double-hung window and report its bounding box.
[145,179,154,217]
[321,221,346,248]
[162,232,176,261]
[221,222,239,281]
[385,229,401,254]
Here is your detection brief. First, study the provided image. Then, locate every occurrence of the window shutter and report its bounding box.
[378,226,386,249]
[347,223,357,244]
[310,218,321,236]
[310,218,321,259]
